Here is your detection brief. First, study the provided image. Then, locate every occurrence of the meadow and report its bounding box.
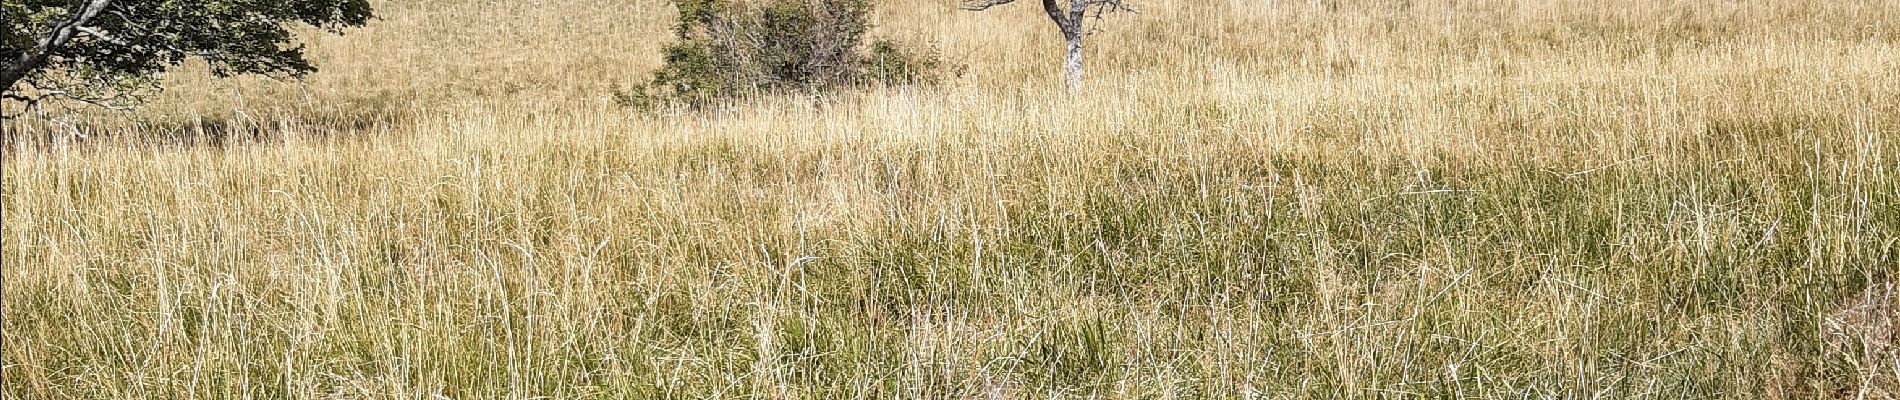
[2,0,1897,398]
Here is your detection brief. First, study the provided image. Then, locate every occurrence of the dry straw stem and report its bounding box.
[3,0,1899,398]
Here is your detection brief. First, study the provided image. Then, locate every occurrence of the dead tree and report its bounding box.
[961,0,1131,90]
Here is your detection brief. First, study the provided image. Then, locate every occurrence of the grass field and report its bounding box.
[3,0,1898,398]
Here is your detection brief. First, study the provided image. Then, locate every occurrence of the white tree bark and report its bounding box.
[1063,35,1083,90]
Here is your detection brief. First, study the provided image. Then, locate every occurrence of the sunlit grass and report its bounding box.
[3,0,1898,398]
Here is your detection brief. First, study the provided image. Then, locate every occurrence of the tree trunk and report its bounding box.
[1063,34,1083,91]
[1040,0,1084,91]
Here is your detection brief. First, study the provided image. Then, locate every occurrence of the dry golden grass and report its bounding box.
[3,0,1899,398]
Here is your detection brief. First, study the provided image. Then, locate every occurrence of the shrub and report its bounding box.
[624,0,944,108]
[862,39,945,86]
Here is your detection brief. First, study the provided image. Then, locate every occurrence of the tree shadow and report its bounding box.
[1,97,407,156]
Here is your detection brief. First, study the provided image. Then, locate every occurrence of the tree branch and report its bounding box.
[1080,0,1133,36]
[1067,0,1086,35]
[0,79,137,121]
[960,0,1019,11]
[75,26,130,47]
[1,91,57,120]
[2,0,115,92]
[1042,0,1069,35]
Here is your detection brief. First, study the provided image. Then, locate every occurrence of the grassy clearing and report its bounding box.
[3,0,1898,398]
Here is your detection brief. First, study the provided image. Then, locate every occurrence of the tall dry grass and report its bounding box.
[3,0,1898,398]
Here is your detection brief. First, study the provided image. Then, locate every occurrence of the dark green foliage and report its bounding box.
[624,0,943,108]
[1,0,372,113]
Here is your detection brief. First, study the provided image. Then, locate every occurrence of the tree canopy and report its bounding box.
[1,0,372,115]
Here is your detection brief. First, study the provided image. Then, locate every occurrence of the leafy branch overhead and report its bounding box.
[0,0,373,117]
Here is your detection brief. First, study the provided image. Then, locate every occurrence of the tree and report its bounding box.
[0,0,372,118]
[960,0,1130,90]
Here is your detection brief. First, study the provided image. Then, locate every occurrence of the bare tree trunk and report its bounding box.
[1041,0,1085,91]
[1063,34,1083,91]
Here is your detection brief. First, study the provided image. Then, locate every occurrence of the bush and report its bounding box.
[622,0,944,108]
[862,39,945,86]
